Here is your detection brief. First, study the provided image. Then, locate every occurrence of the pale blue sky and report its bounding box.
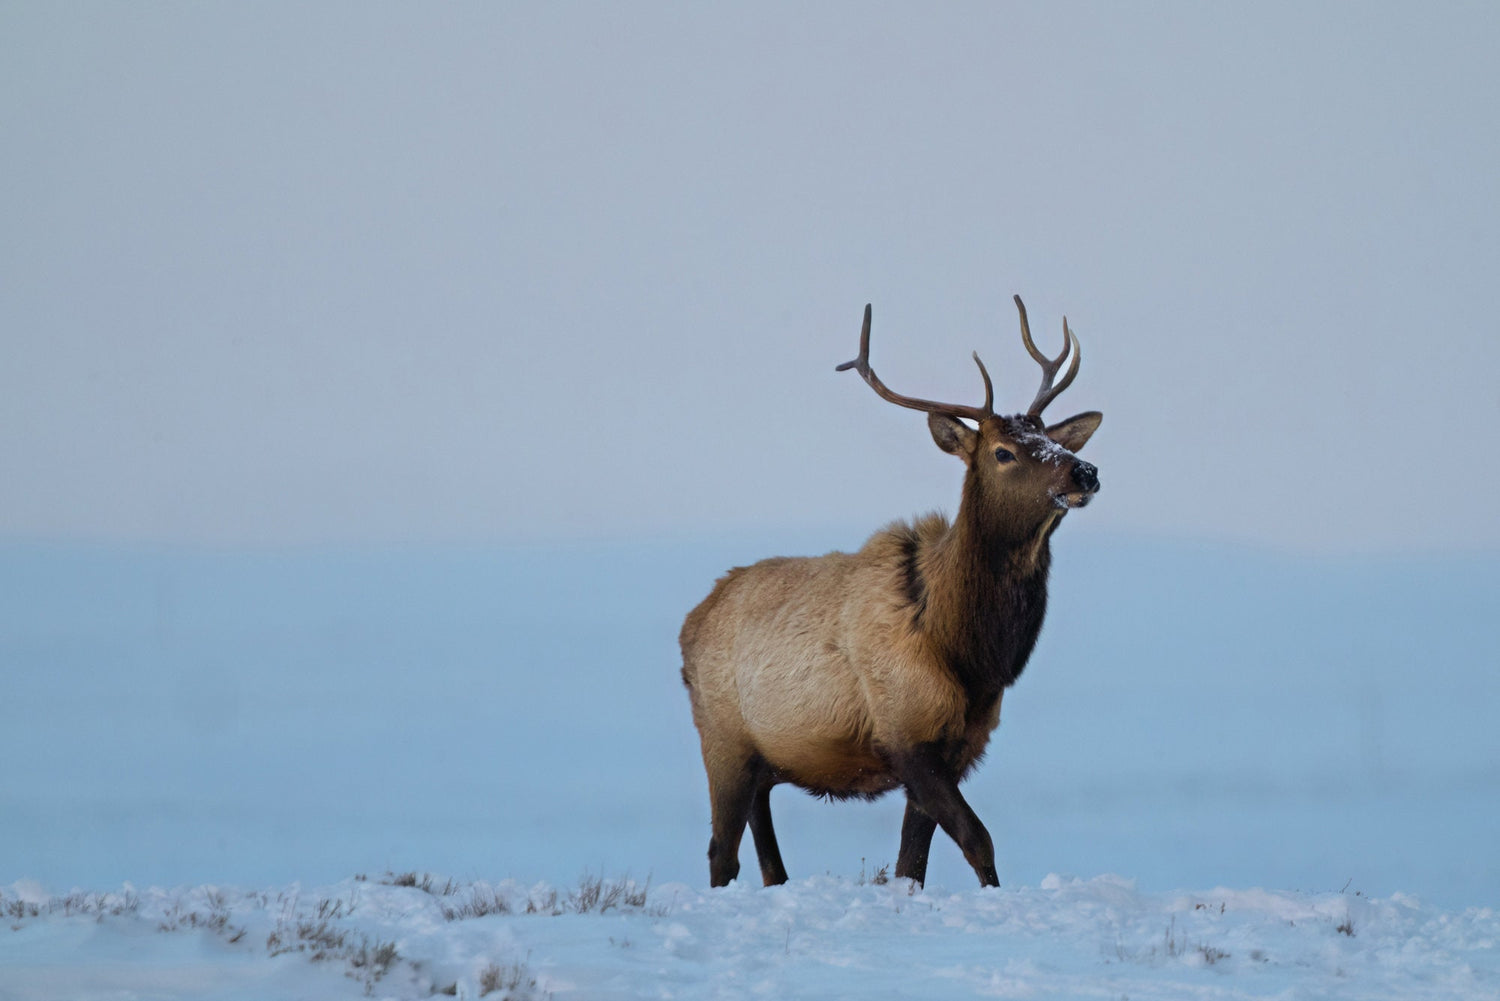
[3,3,1497,553]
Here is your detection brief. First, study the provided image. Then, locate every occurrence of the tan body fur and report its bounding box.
[682,515,980,800]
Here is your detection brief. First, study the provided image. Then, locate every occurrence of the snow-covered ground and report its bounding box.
[5,872,1498,1000]
[2,536,1497,996]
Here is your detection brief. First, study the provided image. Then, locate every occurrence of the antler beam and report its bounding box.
[836,304,994,422]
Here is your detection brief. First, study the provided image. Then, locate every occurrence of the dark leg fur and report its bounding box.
[747,782,789,886]
[707,756,786,888]
[707,767,757,887]
[894,744,1000,888]
[894,798,938,886]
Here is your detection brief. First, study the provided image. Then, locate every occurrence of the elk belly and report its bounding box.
[735,652,897,796]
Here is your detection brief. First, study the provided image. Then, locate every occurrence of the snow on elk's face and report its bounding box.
[989,413,1101,511]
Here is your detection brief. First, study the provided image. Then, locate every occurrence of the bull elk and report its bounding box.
[679,295,1102,888]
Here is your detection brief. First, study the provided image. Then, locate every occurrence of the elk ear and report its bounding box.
[928,412,977,462]
[1046,411,1102,453]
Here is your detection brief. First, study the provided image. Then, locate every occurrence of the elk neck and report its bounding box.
[912,469,1058,701]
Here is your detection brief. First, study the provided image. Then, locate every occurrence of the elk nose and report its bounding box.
[1072,461,1100,493]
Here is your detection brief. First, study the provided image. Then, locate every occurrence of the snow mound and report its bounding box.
[3,873,1497,1000]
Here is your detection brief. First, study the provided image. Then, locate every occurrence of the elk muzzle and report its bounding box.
[1053,460,1100,510]
[1072,461,1100,494]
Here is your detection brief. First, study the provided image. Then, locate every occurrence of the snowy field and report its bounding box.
[4,872,1498,1000]
[2,535,1498,997]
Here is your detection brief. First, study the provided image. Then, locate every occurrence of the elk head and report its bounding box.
[837,295,1102,543]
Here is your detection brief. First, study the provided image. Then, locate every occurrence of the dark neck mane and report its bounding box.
[912,482,1057,704]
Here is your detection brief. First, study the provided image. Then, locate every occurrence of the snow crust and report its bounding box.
[3,874,1497,1000]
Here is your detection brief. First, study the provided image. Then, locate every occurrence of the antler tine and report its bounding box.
[972,351,994,416]
[837,304,994,422]
[833,304,874,375]
[1013,295,1081,417]
[1013,294,1045,367]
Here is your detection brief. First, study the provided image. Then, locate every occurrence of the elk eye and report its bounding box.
[994,448,1015,464]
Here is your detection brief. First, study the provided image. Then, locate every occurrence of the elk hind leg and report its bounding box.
[705,754,761,887]
[747,780,789,886]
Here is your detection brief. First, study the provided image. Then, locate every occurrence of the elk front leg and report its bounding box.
[894,744,999,888]
[894,797,938,886]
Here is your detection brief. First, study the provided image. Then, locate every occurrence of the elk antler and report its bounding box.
[836,304,994,422]
[1013,294,1080,417]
